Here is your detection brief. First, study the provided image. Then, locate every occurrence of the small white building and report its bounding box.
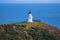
[27,11,33,22]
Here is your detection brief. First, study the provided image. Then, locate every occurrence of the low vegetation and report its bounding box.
[0,21,60,40]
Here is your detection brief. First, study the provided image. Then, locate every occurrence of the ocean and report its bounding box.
[0,4,60,29]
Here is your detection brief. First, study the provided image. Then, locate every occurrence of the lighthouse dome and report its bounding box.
[28,11,31,14]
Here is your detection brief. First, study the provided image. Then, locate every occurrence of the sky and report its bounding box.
[0,0,60,3]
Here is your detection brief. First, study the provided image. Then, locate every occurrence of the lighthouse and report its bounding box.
[27,11,33,22]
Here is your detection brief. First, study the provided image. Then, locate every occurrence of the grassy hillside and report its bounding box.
[0,21,60,40]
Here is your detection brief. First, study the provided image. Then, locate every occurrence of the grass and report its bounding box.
[15,21,45,30]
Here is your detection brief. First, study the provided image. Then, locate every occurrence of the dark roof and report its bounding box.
[33,20,41,22]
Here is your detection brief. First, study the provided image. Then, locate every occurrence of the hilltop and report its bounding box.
[0,21,60,40]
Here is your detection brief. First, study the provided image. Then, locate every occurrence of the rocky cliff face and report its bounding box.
[0,21,60,40]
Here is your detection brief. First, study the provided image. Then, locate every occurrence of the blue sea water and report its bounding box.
[0,4,60,29]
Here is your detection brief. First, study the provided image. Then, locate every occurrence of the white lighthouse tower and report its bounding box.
[27,11,33,22]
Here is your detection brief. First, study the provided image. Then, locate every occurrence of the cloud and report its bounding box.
[0,0,60,3]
